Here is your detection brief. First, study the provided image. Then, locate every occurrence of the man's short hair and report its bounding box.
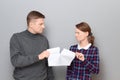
[27,10,45,26]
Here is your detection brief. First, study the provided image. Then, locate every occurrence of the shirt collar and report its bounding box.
[77,43,91,50]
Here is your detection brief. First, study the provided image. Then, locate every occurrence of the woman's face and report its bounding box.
[75,28,88,42]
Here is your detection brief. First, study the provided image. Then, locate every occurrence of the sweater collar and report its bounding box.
[25,30,40,37]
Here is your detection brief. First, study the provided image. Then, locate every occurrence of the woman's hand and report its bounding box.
[75,52,85,61]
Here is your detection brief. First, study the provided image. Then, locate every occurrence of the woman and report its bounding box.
[66,22,99,80]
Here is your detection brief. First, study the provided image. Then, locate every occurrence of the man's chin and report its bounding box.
[37,31,43,34]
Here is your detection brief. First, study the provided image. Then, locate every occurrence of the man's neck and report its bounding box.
[28,27,36,34]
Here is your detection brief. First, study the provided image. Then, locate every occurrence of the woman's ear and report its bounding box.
[86,32,89,37]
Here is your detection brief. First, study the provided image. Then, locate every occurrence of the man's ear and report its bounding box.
[29,22,33,28]
[29,19,36,27]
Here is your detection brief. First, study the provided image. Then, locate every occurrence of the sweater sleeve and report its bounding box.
[81,47,100,74]
[47,66,55,80]
[10,34,39,67]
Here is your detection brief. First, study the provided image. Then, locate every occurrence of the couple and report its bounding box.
[10,10,99,80]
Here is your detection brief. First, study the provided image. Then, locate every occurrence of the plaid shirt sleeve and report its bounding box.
[66,46,75,76]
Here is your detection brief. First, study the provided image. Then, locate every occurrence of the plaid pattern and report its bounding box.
[66,44,99,80]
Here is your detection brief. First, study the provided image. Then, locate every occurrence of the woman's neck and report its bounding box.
[79,39,89,47]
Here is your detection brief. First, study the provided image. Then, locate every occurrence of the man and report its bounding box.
[10,10,54,80]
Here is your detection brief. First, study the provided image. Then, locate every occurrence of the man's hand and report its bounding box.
[38,50,50,60]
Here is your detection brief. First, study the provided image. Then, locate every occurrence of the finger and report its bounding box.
[78,55,82,59]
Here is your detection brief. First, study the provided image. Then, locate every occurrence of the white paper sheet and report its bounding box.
[47,47,75,66]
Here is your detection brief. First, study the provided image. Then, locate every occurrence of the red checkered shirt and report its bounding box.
[66,44,99,80]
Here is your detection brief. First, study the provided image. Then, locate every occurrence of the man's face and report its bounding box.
[29,18,45,34]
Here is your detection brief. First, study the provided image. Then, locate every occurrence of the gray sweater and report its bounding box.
[10,30,54,80]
